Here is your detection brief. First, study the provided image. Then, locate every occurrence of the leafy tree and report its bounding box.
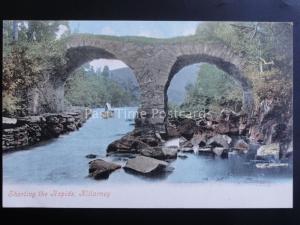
[176,64,243,114]
[64,64,139,108]
[194,21,292,112]
[26,21,69,42]
[2,20,69,116]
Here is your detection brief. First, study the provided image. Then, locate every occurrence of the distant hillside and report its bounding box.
[109,67,140,103]
[167,64,199,104]
[109,64,200,105]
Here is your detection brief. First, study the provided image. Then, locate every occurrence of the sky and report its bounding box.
[67,21,200,70]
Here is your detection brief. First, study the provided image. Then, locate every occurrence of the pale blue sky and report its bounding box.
[68,21,200,70]
[69,21,200,38]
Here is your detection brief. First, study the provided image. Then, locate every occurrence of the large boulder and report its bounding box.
[207,134,232,149]
[256,143,280,160]
[106,133,149,154]
[139,135,160,147]
[89,159,121,180]
[177,118,196,139]
[124,156,169,174]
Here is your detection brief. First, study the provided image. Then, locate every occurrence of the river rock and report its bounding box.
[164,138,180,148]
[139,135,160,147]
[140,146,177,159]
[212,147,225,156]
[256,143,280,160]
[66,123,77,131]
[140,147,164,159]
[234,139,249,153]
[18,115,46,124]
[89,159,121,179]
[66,116,75,123]
[155,132,165,142]
[167,125,180,137]
[86,154,97,159]
[207,134,232,149]
[177,118,196,139]
[181,140,193,148]
[161,147,178,159]
[49,124,64,137]
[179,136,188,144]
[45,115,60,124]
[124,156,169,174]
[106,134,149,153]
[190,133,206,147]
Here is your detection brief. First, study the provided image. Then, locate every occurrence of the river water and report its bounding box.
[2,107,293,208]
[3,107,292,185]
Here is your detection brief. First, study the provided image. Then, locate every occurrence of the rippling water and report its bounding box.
[3,107,292,185]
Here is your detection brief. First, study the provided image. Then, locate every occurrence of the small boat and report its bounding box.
[101,102,114,119]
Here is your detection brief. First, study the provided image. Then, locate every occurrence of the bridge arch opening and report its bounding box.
[164,54,254,122]
[51,46,140,112]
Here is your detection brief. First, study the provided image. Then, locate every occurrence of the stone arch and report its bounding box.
[164,52,254,120]
[32,35,254,133]
[47,39,142,113]
[63,46,117,80]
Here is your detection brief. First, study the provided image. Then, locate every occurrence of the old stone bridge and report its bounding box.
[32,34,254,133]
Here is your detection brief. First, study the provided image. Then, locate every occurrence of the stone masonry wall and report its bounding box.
[2,108,92,152]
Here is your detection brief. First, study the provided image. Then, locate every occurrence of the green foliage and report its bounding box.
[26,21,69,42]
[64,66,139,108]
[2,20,69,116]
[2,44,41,116]
[192,22,292,113]
[173,64,243,115]
[195,22,293,73]
[2,92,20,116]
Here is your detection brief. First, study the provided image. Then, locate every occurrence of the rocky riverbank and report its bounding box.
[2,108,92,152]
[88,107,293,180]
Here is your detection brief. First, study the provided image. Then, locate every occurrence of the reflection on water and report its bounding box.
[3,108,292,185]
